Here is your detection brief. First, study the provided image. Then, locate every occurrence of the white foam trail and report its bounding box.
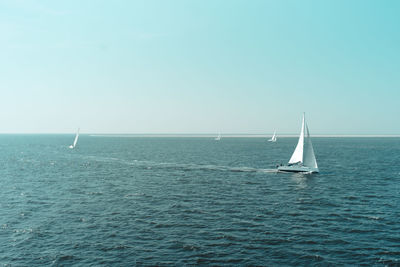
[82,155,277,174]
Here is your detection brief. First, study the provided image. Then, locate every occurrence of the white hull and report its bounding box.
[277,165,319,173]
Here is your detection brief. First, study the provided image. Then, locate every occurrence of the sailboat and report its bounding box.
[215,133,221,141]
[69,128,80,149]
[278,113,319,173]
[268,130,277,142]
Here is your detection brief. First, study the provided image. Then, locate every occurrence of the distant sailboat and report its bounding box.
[69,128,80,149]
[268,130,277,142]
[215,133,221,141]
[278,113,319,173]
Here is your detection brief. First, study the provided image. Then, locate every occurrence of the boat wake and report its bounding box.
[83,155,277,174]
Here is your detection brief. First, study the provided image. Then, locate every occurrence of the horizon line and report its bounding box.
[1,133,399,137]
[90,134,400,138]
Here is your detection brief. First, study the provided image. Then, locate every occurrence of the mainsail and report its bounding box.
[303,124,318,169]
[271,131,277,141]
[73,128,80,147]
[70,128,80,149]
[268,130,277,142]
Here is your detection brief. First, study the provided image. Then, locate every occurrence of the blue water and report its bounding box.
[0,135,399,266]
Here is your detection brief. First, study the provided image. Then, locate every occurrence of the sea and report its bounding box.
[0,135,399,266]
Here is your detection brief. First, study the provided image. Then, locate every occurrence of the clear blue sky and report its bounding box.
[1,0,399,134]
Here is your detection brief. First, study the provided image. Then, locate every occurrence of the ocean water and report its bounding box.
[0,135,399,266]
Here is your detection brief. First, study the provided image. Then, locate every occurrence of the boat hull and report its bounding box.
[277,165,319,173]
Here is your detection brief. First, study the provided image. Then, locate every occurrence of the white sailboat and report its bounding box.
[215,133,221,141]
[268,130,277,142]
[278,113,319,173]
[69,128,80,149]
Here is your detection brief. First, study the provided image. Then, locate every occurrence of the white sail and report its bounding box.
[73,128,80,147]
[69,128,80,149]
[215,133,221,140]
[303,124,318,169]
[268,130,277,142]
[288,114,305,164]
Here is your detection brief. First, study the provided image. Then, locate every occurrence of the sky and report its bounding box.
[1,0,399,134]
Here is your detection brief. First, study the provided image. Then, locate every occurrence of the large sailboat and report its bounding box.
[69,128,80,149]
[215,133,221,141]
[278,114,319,173]
[268,130,277,142]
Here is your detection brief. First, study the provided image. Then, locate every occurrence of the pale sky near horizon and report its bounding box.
[1,0,399,134]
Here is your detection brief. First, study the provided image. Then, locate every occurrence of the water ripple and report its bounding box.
[0,136,399,265]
